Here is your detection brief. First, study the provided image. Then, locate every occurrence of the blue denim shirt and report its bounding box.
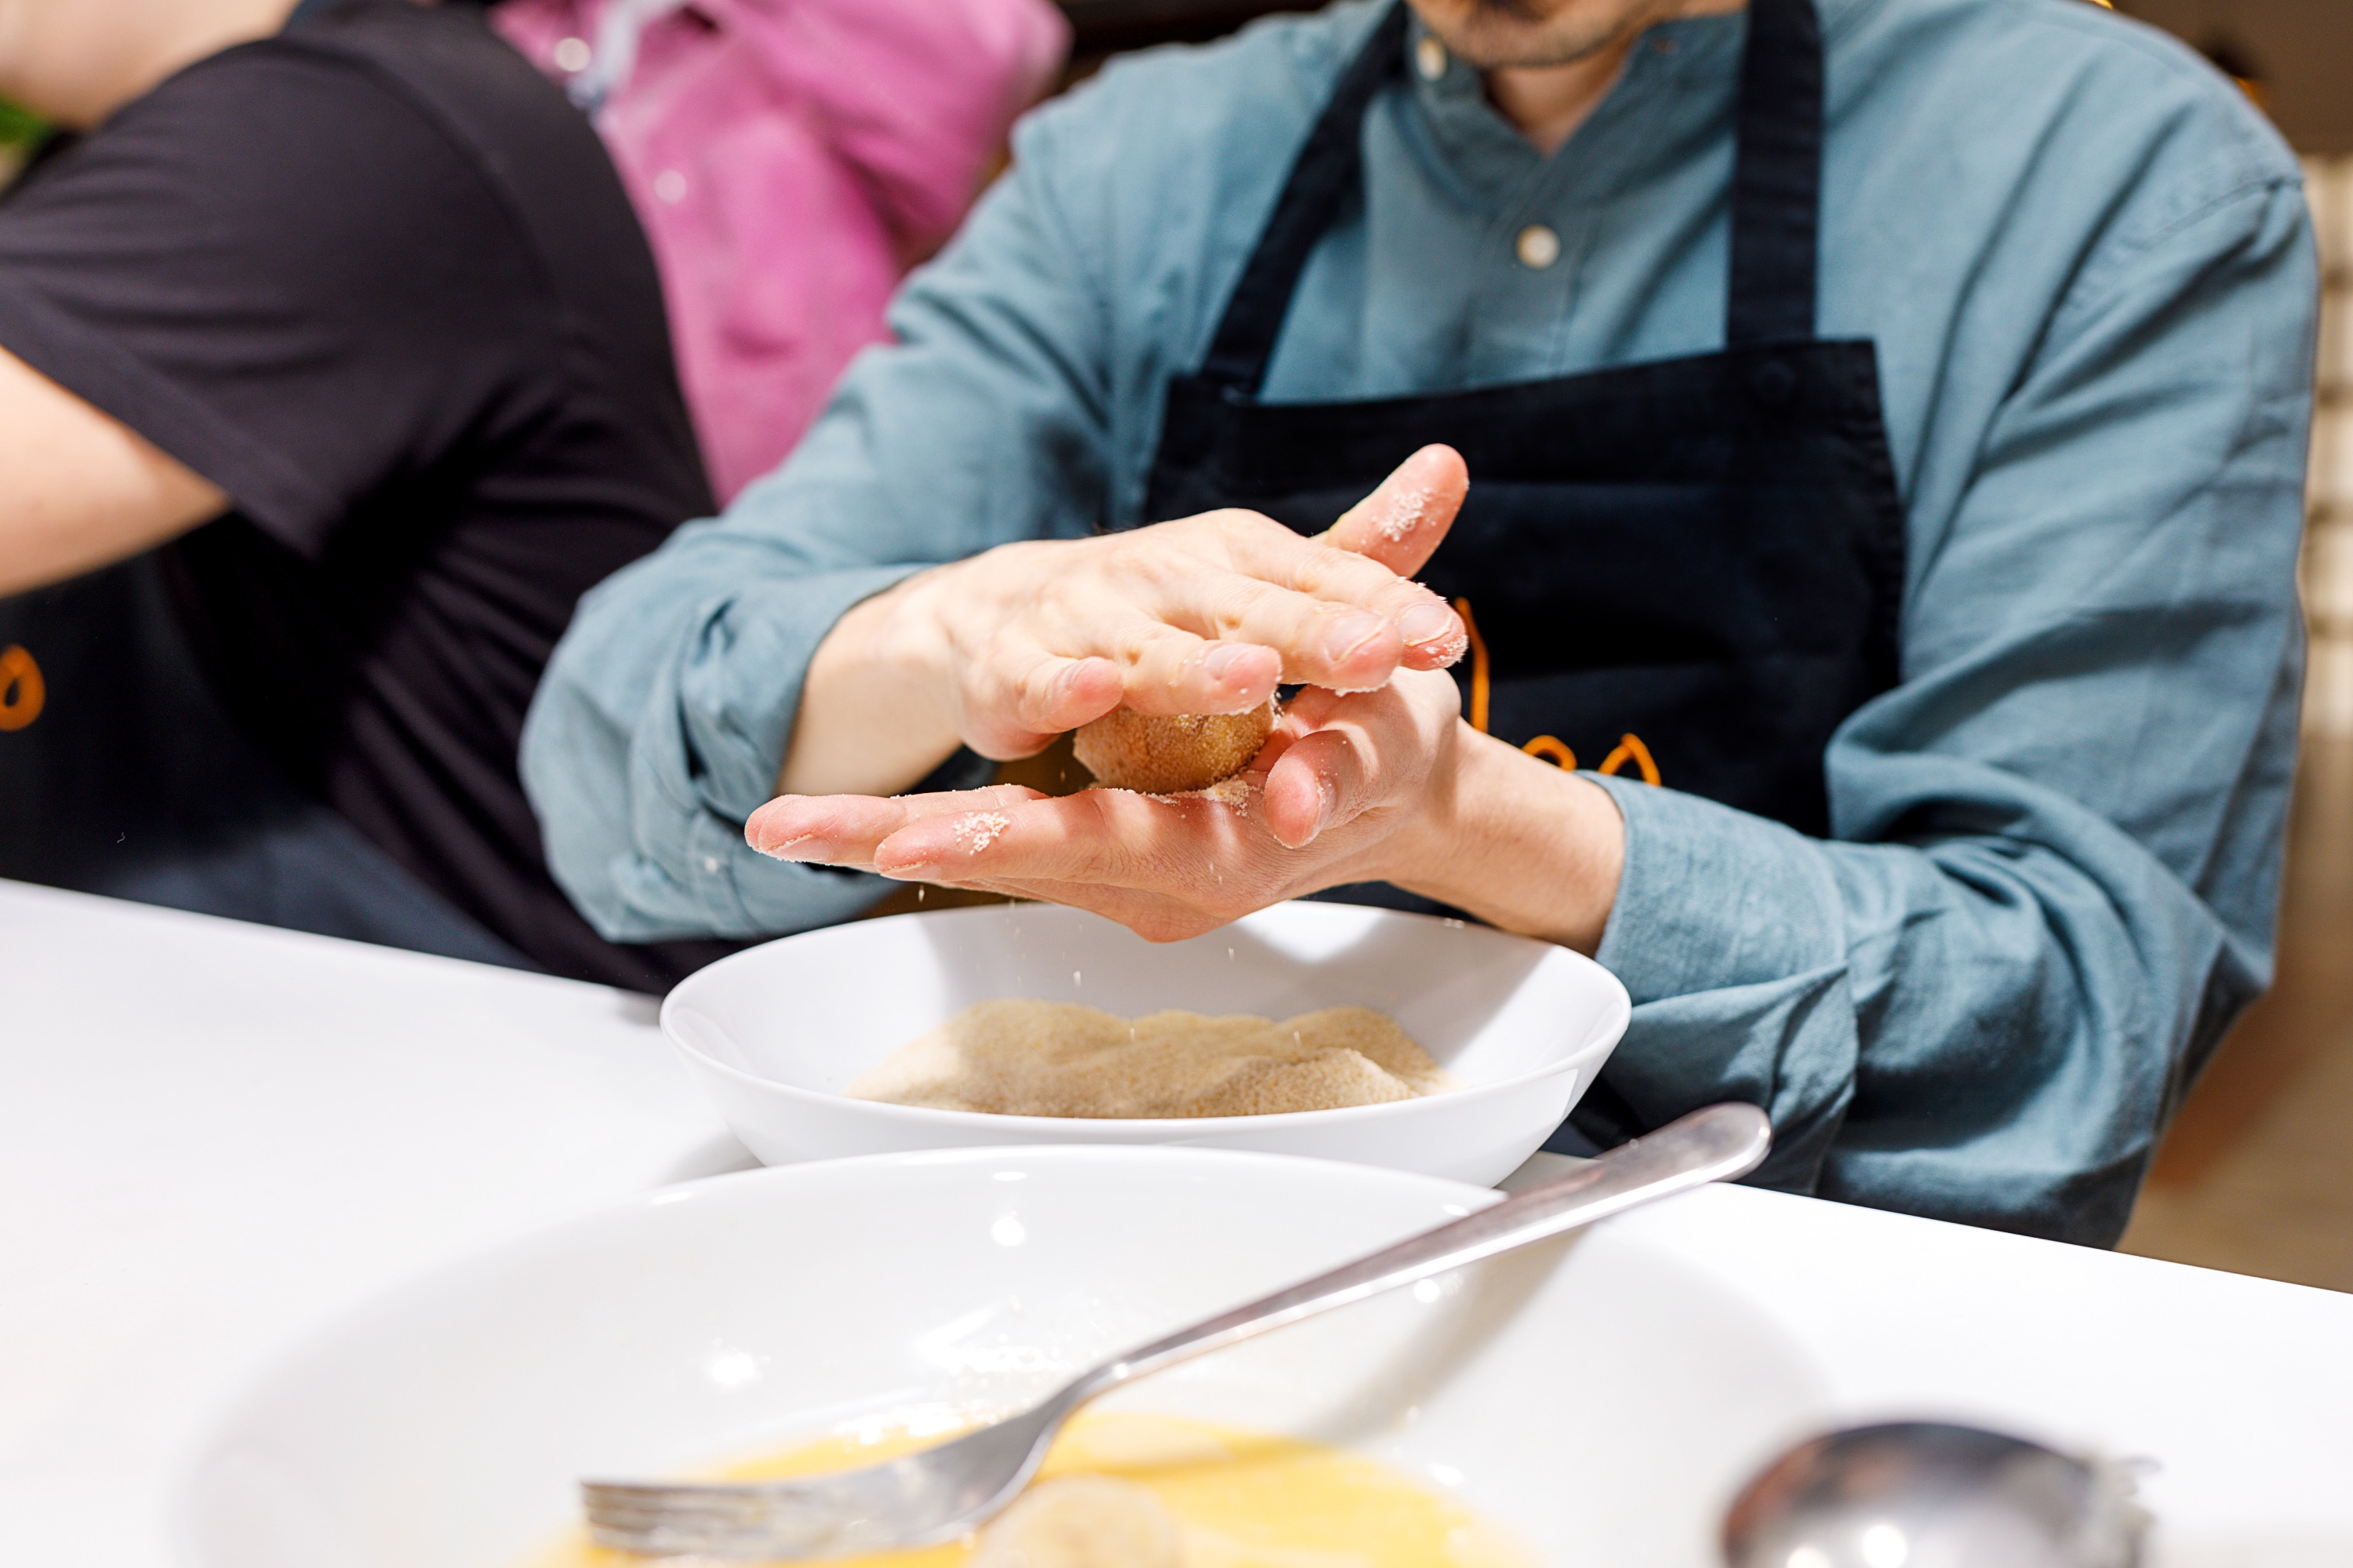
[522,0,2315,1243]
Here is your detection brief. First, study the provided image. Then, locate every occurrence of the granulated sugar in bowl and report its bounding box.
[846,999,1455,1119]
[660,900,1628,1185]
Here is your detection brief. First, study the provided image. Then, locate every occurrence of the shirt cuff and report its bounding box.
[658,562,971,937]
[1580,773,1858,1192]
[675,564,929,825]
[1590,773,1846,1002]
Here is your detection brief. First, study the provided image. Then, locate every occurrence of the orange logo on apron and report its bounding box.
[1451,601,1660,785]
[0,645,44,732]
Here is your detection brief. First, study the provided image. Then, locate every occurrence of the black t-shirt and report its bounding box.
[0,0,737,991]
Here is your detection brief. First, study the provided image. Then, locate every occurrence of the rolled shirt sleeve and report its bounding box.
[1585,175,2314,1244]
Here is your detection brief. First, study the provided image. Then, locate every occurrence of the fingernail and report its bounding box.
[1322,613,1387,664]
[1204,642,1256,682]
[761,834,833,862]
[1400,601,1457,647]
[875,840,940,879]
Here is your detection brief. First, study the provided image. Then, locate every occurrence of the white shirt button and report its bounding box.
[1415,35,1448,82]
[654,169,689,204]
[1515,224,1562,270]
[552,35,592,74]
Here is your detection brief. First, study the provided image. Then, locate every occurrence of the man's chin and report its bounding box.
[1413,9,1631,70]
[1409,0,1675,71]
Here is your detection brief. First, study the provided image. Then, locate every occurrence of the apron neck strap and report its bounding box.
[1195,1,1413,391]
[1726,0,1824,346]
[1194,0,1827,393]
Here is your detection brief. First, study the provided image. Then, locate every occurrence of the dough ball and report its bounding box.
[969,1475,1184,1568]
[1072,699,1276,795]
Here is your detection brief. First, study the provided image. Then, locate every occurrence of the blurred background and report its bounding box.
[3,0,2349,1283]
[0,98,38,184]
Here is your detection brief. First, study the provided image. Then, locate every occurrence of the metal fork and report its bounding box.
[583,1101,1772,1561]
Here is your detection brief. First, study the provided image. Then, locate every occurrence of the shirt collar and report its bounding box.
[1398,5,1751,210]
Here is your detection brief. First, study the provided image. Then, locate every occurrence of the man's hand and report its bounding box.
[751,667,1623,951]
[777,447,1470,797]
[753,443,1627,951]
[751,666,1465,940]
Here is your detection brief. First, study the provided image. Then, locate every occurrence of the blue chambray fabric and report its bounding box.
[522,0,2315,1242]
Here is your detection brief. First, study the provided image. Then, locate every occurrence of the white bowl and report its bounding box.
[660,901,1630,1186]
[175,1146,1829,1568]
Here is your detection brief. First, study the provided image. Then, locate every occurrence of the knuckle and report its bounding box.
[1113,622,1171,670]
[1205,579,1274,639]
[1316,548,1400,598]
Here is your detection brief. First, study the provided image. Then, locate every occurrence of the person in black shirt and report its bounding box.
[0,0,736,991]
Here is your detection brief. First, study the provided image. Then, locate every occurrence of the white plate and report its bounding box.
[174,1146,1829,1568]
[662,901,1631,1185]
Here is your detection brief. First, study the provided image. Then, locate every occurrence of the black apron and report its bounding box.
[0,559,536,966]
[1144,0,1904,880]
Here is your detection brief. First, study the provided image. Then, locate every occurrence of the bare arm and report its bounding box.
[0,344,224,596]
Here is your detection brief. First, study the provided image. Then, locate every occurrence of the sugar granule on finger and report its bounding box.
[1192,776,1257,810]
[1375,485,1433,542]
[1418,625,1469,665]
[953,812,1012,853]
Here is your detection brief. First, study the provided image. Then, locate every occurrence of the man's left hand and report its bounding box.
[747,667,1469,942]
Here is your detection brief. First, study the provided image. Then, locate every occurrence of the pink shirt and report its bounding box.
[494,0,1067,502]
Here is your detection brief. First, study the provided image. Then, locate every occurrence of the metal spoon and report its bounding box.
[1721,1421,2150,1568]
[583,1101,1773,1561]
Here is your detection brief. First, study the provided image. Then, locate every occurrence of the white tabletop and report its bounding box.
[5,879,2348,1566]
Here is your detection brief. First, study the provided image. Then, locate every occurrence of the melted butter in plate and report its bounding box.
[526,1411,1533,1568]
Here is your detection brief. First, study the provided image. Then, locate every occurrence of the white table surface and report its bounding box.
[5,878,2348,1566]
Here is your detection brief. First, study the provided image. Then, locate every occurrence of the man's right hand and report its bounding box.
[777,446,1470,798]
